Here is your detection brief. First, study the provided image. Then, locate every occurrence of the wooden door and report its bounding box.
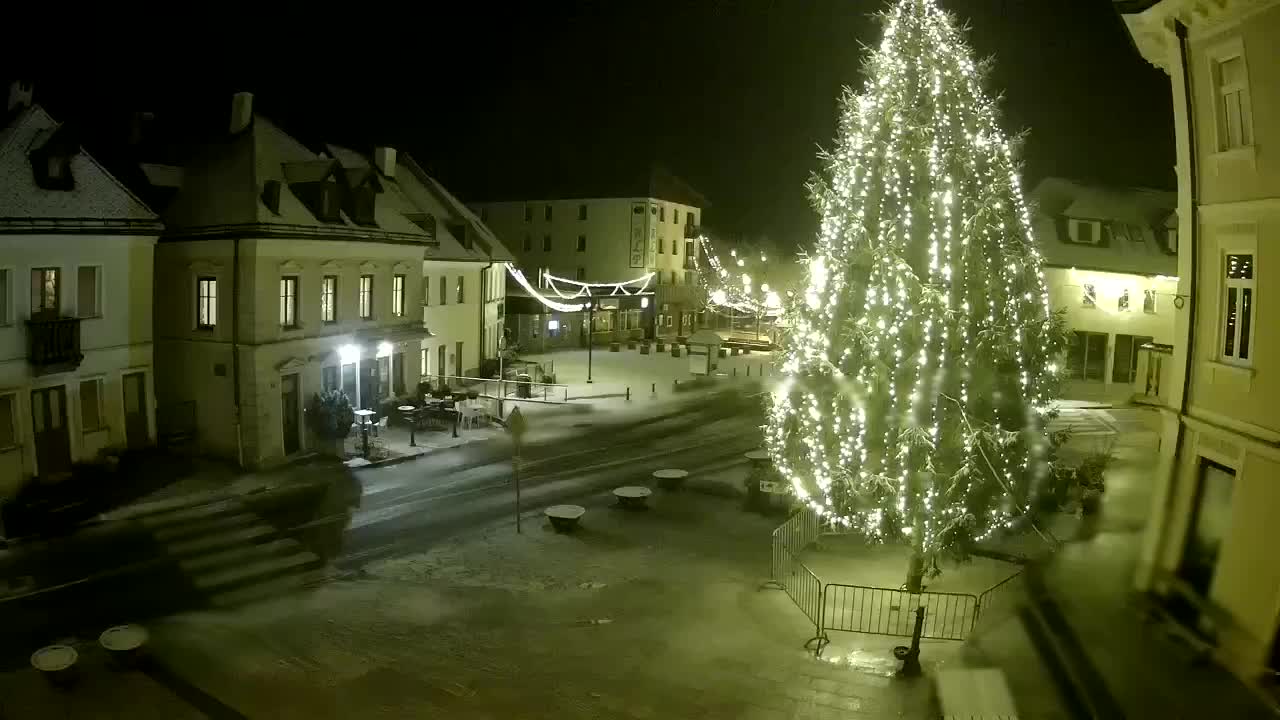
[281,373,300,455]
[123,371,149,449]
[31,385,71,477]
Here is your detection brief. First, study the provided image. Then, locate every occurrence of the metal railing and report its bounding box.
[768,508,1025,653]
[421,374,570,403]
[822,584,979,641]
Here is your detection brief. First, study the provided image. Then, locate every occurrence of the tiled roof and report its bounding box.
[0,105,159,226]
[1030,177,1176,276]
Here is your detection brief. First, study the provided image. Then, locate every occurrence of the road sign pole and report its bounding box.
[507,406,528,535]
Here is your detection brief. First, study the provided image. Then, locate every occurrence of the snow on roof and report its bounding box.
[0,105,159,226]
[1030,177,1176,277]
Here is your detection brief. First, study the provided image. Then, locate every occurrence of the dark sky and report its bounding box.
[26,0,1172,252]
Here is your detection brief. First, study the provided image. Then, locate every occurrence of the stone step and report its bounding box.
[154,512,258,542]
[139,499,245,529]
[209,568,330,609]
[193,550,322,592]
[179,538,302,573]
[165,524,276,556]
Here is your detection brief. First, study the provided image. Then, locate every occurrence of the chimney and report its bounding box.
[229,92,253,134]
[373,146,396,178]
[7,81,33,113]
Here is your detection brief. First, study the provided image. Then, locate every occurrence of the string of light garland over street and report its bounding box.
[692,235,785,316]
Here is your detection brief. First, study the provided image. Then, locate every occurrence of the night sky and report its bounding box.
[25,0,1171,253]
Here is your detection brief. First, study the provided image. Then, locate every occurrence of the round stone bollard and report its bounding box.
[609,341,621,352]
[671,345,682,358]
[640,343,650,355]
[656,339,667,352]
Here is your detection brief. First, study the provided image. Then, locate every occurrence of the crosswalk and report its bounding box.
[138,497,324,608]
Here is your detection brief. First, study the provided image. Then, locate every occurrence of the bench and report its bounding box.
[545,505,585,532]
[612,486,652,509]
[652,468,689,490]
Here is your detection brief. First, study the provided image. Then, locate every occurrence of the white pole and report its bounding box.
[355,353,362,409]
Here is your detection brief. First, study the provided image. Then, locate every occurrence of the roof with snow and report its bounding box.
[1030,177,1176,277]
[0,105,160,231]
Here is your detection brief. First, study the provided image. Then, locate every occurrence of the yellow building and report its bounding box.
[1119,0,1280,686]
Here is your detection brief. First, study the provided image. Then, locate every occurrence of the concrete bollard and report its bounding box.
[733,367,737,377]
[747,365,751,377]
[626,386,631,401]
[651,383,656,395]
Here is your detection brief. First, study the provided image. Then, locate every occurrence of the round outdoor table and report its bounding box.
[613,486,652,509]
[652,468,689,490]
[545,504,586,532]
[100,624,148,667]
[31,645,78,687]
[744,450,770,465]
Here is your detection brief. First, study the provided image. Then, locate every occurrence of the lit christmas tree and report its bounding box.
[766,0,1066,591]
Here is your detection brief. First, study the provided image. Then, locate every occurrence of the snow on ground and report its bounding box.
[146,465,939,719]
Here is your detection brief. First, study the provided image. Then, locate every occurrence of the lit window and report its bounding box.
[393,274,406,317]
[1143,289,1157,314]
[456,275,465,304]
[322,275,337,323]
[31,267,60,316]
[359,275,374,319]
[1222,253,1255,365]
[197,277,217,328]
[1214,53,1253,151]
[280,276,298,327]
[1082,284,1096,307]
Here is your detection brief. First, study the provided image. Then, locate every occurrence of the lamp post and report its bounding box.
[497,335,506,419]
[586,300,595,384]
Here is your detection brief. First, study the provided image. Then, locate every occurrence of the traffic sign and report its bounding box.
[507,405,528,442]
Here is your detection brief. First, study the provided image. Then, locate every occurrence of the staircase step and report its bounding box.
[179,538,303,573]
[209,568,330,608]
[154,513,258,542]
[165,525,276,556]
[193,551,322,591]
[140,499,244,529]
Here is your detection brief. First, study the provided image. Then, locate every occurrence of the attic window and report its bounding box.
[349,186,377,226]
[1069,219,1102,246]
[407,213,437,239]
[31,150,74,191]
[318,182,342,222]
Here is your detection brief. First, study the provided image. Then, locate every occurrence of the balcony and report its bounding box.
[1133,342,1174,407]
[26,316,83,374]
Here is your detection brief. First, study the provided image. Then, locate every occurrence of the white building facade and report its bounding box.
[1030,177,1178,402]
[0,95,161,496]
[1120,0,1280,686]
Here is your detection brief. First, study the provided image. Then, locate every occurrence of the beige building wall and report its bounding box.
[420,260,487,380]
[0,234,157,495]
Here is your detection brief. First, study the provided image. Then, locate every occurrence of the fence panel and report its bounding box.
[822,584,979,641]
[974,570,1024,627]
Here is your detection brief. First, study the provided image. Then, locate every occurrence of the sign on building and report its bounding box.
[629,202,647,268]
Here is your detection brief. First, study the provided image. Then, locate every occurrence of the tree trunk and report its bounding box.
[904,551,926,594]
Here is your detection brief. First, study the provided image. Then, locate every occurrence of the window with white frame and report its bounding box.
[31,267,60,316]
[359,275,374,319]
[1212,51,1253,151]
[1144,289,1157,314]
[80,378,104,432]
[77,266,102,318]
[196,277,217,328]
[280,276,299,327]
[321,275,337,323]
[1082,284,1096,307]
[420,348,428,376]
[1222,253,1255,365]
[392,274,406,317]
[0,392,15,449]
[0,268,10,325]
[1069,219,1102,246]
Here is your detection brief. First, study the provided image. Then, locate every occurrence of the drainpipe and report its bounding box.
[232,237,244,469]
[480,259,493,370]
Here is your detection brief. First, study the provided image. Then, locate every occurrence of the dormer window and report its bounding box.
[318,182,342,222]
[1068,219,1103,246]
[31,149,74,190]
[349,186,377,226]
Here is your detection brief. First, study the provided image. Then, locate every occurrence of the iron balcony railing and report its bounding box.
[26,316,83,371]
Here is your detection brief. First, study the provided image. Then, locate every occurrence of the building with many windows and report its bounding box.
[1118,0,1280,688]
[148,93,508,468]
[471,167,705,349]
[1029,177,1178,402]
[0,84,162,495]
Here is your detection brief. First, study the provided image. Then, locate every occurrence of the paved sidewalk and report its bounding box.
[1026,408,1279,718]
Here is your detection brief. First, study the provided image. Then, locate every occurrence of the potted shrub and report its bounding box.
[305,390,355,456]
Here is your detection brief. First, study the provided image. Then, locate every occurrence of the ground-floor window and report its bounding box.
[1067,331,1108,381]
[0,392,16,448]
[1179,458,1235,597]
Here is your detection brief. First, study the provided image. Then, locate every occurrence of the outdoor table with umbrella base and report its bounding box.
[398,405,418,446]
[354,409,376,457]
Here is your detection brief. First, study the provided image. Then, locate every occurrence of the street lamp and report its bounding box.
[586,300,595,384]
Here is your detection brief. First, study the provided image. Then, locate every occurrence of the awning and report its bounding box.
[354,323,435,347]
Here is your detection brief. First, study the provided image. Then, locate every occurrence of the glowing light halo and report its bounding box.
[693,234,785,317]
[505,264,587,312]
[542,271,654,299]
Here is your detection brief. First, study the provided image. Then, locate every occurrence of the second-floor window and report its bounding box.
[1143,289,1157,314]
[671,240,678,255]
[578,204,587,221]
[439,275,448,305]
[1222,253,1255,365]
[544,204,553,221]
[392,274,406,317]
[658,237,664,254]
[1082,284,1096,308]
[1213,53,1252,151]
[1117,289,1130,312]
[456,275,465,304]
[576,267,585,281]
[524,206,533,222]
[77,266,101,318]
[673,208,680,225]
[423,276,430,307]
[576,235,587,252]
[280,276,299,328]
[321,275,337,323]
[31,267,60,317]
[659,206,665,222]
[196,277,217,328]
[685,240,694,260]
[359,275,374,319]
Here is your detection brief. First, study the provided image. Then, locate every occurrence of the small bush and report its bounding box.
[306,390,355,441]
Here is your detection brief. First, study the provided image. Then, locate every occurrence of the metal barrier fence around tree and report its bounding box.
[768,507,1023,654]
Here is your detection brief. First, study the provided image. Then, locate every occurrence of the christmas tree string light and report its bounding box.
[766,0,1064,589]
